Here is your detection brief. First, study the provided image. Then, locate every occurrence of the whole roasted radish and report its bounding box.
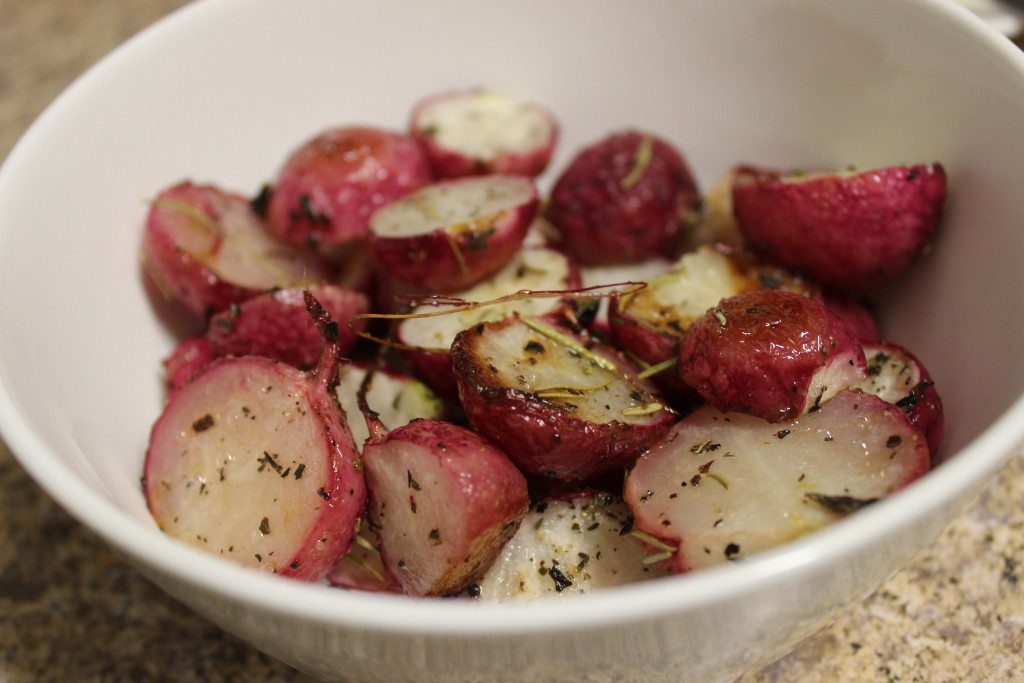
[476,492,669,600]
[624,390,930,572]
[206,284,368,369]
[266,126,431,258]
[452,315,675,480]
[410,89,558,179]
[678,290,866,422]
[732,164,947,292]
[144,294,365,580]
[368,175,538,292]
[609,244,816,395]
[854,342,944,457]
[142,181,325,317]
[396,246,578,395]
[545,131,701,265]
[359,401,529,596]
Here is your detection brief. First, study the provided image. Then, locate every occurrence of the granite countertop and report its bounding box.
[1,1,1023,680]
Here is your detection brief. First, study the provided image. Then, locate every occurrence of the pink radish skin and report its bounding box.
[544,131,701,265]
[397,247,579,397]
[266,126,432,259]
[678,290,866,423]
[823,295,881,343]
[163,337,218,398]
[207,285,368,369]
[732,164,947,293]
[144,350,366,581]
[624,390,930,573]
[855,342,945,458]
[142,181,326,317]
[410,90,558,179]
[369,175,538,292]
[362,420,529,596]
[452,316,675,481]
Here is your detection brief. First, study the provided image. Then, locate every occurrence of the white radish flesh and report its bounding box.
[335,365,444,450]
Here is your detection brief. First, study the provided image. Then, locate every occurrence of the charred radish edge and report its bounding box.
[410,90,558,179]
[368,176,539,293]
[855,342,945,458]
[474,492,669,600]
[624,390,930,573]
[349,281,648,353]
[361,419,530,596]
[451,315,675,481]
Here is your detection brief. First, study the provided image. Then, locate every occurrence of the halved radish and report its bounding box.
[142,181,325,317]
[624,390,930,572]
[452,315,675,480]
[143,328,365,581]
[328,524,401,593]
[410,89,558,179]
[544,131,701,265]
[265,126,432,259]
[396,246,578,396]
[678,290,866,422]
[609,244,817,395]
[732,164,947,292]
[579,257,672,333]
[335,363,444,451]
[362,419,529,596]
[475,492,669,601]
[854,342,944,457]
[206,284,368,369]
[368,175,538,292]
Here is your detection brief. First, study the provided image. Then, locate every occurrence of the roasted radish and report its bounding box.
[579,258,672,332]
[396,246,578,395]
[452,316,675,480]
[678,290,866,422]
[854,342,944,457]
[732,164,947,292]
[410,90,558,179]
[144,296,365,580]
[544,131,701,265]
[684,168,744,250]
[368,175,538,292]
[266,126,431,258]
[206,284,368,369]
[142,181,325,317]
[609,244,816,395]
[476,492,669,600]
[163,337,218,397]
[625,390,930,572]
[362,419,528,596]
[335,364,444,450]
[823,295,881,343]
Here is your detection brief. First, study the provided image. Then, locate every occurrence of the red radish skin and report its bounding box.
[142,181,325,317]
[823,295,881,343]
[609,244,817,398]
[476,493,669,600]
[362,420,529,596]
[624,391,930,573]
[369,175,538,292]
[163,337,218,398]
[266,127,432,258]
[452,316,675,480]
[410,90,558,179]
[328,525,402,593]
[207,285,368,369]
[732,164,947,292]
[678,290,866,422]
[397,247,579,397]
[855,342,945,458]
[144,352,366,581]
[544,131,701,265]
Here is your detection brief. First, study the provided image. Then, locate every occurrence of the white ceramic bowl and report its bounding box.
[2,1,1024,680]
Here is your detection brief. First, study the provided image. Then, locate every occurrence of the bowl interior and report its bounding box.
[1,0,1023,629]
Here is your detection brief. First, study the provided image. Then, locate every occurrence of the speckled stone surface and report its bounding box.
[1,1,1023,681]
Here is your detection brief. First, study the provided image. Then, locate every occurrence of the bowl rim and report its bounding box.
[2,0,1024,637]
